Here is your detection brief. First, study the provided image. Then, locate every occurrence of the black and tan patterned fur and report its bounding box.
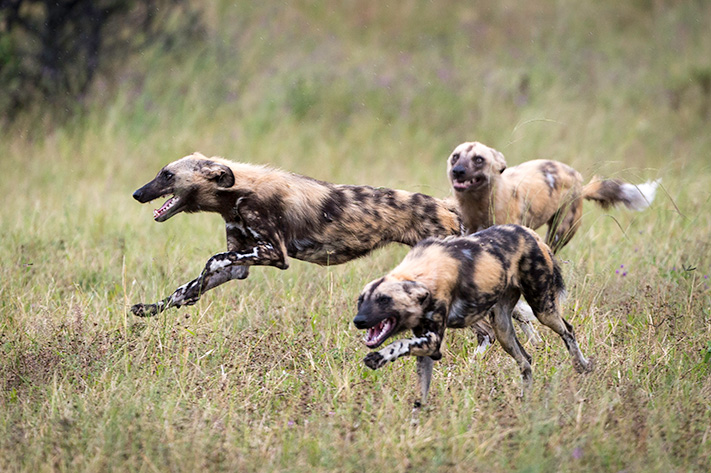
[130,152,464,317]
[353,225,593,406]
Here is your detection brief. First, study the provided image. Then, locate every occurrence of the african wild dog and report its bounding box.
[353,224,593,406]
[445,141,658,351]
[129,152,468,317]
[447,141,659,252]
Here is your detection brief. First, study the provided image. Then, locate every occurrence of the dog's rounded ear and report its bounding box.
[200,161,235,188]
[403,280,432,307]
[492,149,507,173]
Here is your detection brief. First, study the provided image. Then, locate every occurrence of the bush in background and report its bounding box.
[0,0,201,120]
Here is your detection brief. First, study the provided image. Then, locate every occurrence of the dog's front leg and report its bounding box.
[131,263,250,317]
[131,240,287,317]
[414,356,434,407]
[131,225,289,317]
[363,331,442,370]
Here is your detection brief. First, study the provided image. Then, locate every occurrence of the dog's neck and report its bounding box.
[454,179,511,233]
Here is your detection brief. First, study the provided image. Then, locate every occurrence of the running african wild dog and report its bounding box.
[447,141,659,252]
[130,152,468,317]
[353,224,593,406]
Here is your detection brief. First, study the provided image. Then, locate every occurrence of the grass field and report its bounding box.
[1,1,710,471]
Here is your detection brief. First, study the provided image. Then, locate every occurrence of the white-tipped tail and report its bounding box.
[621,179,660,211]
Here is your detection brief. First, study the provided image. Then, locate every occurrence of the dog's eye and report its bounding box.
[375,294,392,308]
[474,156,484,165]
[451,153,460,164]
[161,170,174,181]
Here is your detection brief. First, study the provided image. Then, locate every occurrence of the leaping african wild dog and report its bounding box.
[353,224,593,406]
[129,152,469,317]
[447,141,659,253]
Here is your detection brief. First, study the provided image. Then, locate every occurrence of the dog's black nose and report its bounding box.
[451,165,466,179]
[132,188,144,202]
[353,312,370,330]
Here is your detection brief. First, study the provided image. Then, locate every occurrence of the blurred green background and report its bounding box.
[1,1,710,472]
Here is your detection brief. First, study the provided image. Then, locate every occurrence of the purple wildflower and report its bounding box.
[572,446,583,460]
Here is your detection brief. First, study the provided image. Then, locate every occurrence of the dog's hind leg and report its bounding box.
[471,319,496,356]
[490,295,533,389]
[535,307,592,374]
[410,355,435,424]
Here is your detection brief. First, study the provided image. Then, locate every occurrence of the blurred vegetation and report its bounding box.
[0,1,710,472]
[0,0,201,120]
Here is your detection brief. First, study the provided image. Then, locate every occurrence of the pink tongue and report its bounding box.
[366,319,391,346]
[154,197,174,218]
[368,322,383,341]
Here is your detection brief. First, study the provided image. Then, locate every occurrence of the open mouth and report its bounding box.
[153,194,181,221]
[363,316,397,348]
[452,174,486,192]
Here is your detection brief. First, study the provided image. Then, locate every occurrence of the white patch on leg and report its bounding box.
[379,340,412,363]
[225,222,245,232]
[167,281,194,306]
[572,339,589,366]
[208,257,233,273]
[376,333,438,364]
[473,335,491,356]
[235,247,260,260]
[513,300,542,345]
[514,299,535,321]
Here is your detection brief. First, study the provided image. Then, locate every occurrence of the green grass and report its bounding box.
[1,1,710,471]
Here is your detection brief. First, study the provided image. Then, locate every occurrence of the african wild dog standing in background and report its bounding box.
[130,152,467,317]
[445,141,659,349]
[353,224,593,406]
[447,141,659,252]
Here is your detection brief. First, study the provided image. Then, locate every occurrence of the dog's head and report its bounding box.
[447,142,507,193]
[132,152,236,222]
[353,276,432,348]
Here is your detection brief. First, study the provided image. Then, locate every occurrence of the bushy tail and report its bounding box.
[582,177,660,211]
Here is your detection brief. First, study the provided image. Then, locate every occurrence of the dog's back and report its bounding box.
[498,159,583,229]
[421,225,565,329]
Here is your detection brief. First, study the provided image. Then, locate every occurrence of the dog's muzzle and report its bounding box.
[132,188,148,202]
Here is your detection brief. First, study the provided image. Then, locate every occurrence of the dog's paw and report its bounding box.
[364,352,386,370]
[574,356,595,374]
[582,356,596,373]
[182,295,200,306]
[131,303,158,317]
